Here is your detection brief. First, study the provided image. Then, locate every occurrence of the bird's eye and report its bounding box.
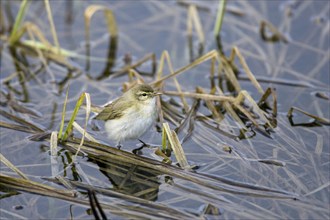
[142,93,147,96]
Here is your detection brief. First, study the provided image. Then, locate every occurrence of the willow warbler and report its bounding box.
[94,84,160,148]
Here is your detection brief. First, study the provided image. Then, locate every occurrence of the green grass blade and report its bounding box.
[213,0,227,37]
[62,93,85,141]
[58,86,69,139]
[161,123,167,151]
[8,0,30,45]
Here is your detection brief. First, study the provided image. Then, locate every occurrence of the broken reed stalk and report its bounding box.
[84,5,118,70]
[128,69,145,83]
[152,47,264,97]
[234,91,273,128]
[229,46,264,94]
[156,51,189,112]
[163,122,189,169]
[287,106,330,125]
[50,131,58,156]
[149,46,276,130]
[260,20,288,43]
[216,86,246,128]
[151,50,218,86]
[50,131,60,177]
[84,5,118,41]
[164,89,273,128]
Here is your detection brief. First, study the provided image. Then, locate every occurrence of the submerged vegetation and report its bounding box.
[0,1,329,219]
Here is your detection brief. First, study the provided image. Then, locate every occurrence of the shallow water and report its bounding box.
[1,1,329,219]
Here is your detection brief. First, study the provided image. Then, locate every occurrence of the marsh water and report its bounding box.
[0,1,329,219]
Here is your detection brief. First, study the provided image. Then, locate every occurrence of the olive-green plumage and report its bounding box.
[94,84,156,121]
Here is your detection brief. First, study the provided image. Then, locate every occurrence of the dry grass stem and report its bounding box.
[216,86,246,128]
[0,109,44,133]
[84,5,118,42]
[2,2,326,219]
[151,50,218,85]
[164,90,234,102]
[235,91,273,128]
[157,51,189,111]
[163,122,189,168]
[287,106,330,125]
[260,20,288,43]
[73,121,99,143]
[110,53,156,79]
[44,0,60,53]
[187,4,205,45]
[0,154,29,180]
[196,86,224,123]
[50,131,58,156]
[0,174,75,197]
[229,47,264,94]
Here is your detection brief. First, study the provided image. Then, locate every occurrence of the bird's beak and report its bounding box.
[153,92,162,96]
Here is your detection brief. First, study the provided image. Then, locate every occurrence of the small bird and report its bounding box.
[94,83,160,148]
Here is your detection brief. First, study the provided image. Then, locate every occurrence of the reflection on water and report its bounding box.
[93,156,160,201]
[86,36,118,80]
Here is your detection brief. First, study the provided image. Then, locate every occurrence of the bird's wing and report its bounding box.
[94,101,123,121]
[93,98,137,121]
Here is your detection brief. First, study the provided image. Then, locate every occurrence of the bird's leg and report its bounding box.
[138,139,148,147]
[138,139,161,148]
[116,142,122,150]
[132,139,149,154]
